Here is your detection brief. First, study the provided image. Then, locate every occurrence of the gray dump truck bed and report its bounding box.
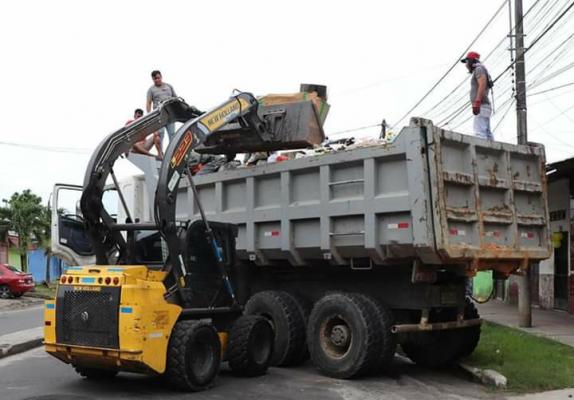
[180,118,550,271]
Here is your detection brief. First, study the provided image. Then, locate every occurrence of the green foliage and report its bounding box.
[465,322,574,392]
[0,189,50,271]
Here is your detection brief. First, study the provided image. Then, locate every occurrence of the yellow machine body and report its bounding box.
[44,265,183,374]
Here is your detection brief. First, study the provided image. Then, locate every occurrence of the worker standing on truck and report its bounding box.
[146,70,177,144]
[461,51,494,140]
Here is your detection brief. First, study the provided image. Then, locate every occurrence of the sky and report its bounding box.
[1,0,573,204]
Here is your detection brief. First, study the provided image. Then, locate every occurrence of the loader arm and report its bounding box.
[80,98,201,264]
[154,92,264,296]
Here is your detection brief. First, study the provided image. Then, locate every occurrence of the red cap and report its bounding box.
[461,51,480,63]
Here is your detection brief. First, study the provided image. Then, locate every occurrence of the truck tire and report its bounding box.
[73,366,118,380]
[227,315,274,377]
[457,299,481,359]
[244,291,307,366]
[166,320,221,391]
[401,330,460,368]
[307,292,382,379]
[401,301,480,368]
[289,293,312,365]
[356,294,396,373]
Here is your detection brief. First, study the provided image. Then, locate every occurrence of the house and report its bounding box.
[536,157,574,313]
[0,231,22,268]
[0,231,64,282]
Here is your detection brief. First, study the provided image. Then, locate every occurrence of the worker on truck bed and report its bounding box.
[146,70,177,145]
[461,51,494,140]
[126,108,164,160]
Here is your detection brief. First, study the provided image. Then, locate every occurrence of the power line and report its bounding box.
[439,69,515,128]
[442,0,574,129]
[530,61,574,89]
[528,32,574,86]
[529,81,574,96]
[391,0,508,129]
[493,98,516,132]
[328,123,382,137]
[492,0,574,83]
[422,37,510,119]
[422,0,546,125]
[0,141,91,154]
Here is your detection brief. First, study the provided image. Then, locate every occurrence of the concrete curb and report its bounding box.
[460,362,507,389]
[0,327,44,359]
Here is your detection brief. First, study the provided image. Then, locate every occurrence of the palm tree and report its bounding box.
[34,206,52,282]
[0,190,48,272]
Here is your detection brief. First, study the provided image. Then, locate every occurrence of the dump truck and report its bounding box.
[50,93,551,383]
[174,117,551,375]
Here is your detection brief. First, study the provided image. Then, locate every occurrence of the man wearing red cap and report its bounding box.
[461,51,494,140]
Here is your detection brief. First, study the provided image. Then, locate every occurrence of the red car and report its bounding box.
[0,263,34,299]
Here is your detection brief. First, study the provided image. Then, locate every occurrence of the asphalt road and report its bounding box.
[0,306,43,336]
[0,347,496,400]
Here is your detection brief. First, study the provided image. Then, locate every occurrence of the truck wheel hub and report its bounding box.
[330,324,350,347]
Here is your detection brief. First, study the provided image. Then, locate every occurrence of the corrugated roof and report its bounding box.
[547,157,574,182]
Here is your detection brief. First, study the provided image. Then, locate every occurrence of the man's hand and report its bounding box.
[472,100,481,115]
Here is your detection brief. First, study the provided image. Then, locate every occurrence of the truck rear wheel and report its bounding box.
[166,320,221,391]
[356,294,396,373]
[227,315,274,377]
[401,300,481,368]
[244,291,307,366]
[74,366,118,380]
[307,292,381,379]
[457,299,481,358]
[289,293,312,365]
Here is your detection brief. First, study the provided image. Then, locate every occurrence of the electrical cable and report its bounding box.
[391,0,508,129]
[443,1,574,130]
[492,0,574,83]
[421,0,545,122]
[492,98,516,132]
[529,81,574,96]
[328,123,382,137]
[0,140,91,154]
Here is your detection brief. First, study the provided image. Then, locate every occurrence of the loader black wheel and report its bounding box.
[166,320,221,391]
[307,292,382,379]
[244,291,307,366]
[227,315,274,377]
[73,365,118,380]
[356,294,396,373]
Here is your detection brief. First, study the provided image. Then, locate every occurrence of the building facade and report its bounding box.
[537,158,574,313]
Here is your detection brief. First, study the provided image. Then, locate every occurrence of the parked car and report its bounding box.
[0,264,34,299]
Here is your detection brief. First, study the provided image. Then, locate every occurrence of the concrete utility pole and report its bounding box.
[514,0,532,328]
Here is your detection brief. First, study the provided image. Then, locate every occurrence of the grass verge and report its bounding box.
[465,321,574,392]
[25,283,57,300]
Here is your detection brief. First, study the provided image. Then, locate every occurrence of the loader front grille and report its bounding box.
[56,286,120,349]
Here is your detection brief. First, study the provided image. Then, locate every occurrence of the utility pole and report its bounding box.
[514,0,532,327]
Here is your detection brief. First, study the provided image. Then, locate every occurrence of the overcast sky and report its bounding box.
[1,0,573,203]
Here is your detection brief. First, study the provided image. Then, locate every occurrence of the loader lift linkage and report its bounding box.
[80,93,267,310]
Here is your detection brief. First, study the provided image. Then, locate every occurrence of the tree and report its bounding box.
[34,205,52,282]
[0,190,49,272]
